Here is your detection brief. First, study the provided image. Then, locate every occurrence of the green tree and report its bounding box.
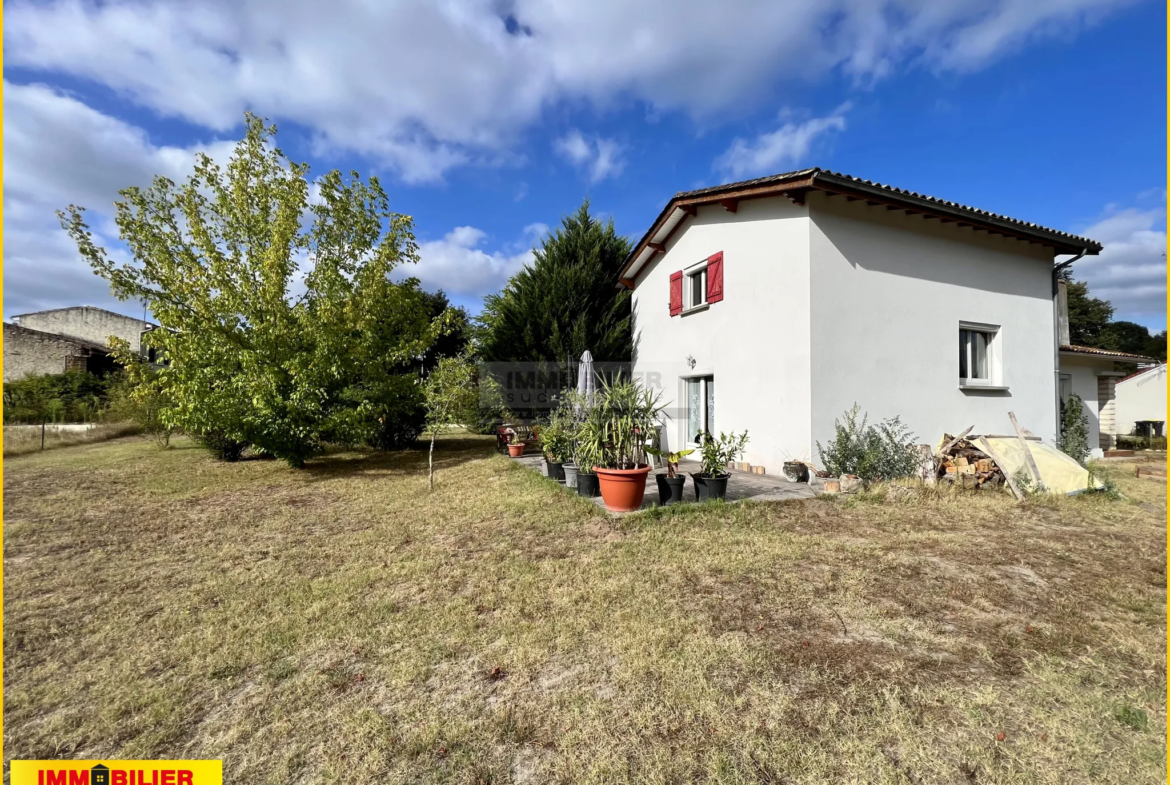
[422,353,502,490]
[1060,269,1113,346]
[1144,331,1167,362]
[419,289,473,371]
[60,114,450,467]
[1099,320,1156,356]
[479,200,633,364]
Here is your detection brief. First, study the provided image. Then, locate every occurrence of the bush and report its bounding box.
[1058,393,1091,464]
[194,430,250,462]
[105,371,176,447]
[817,404,919,483]
[3,371,114,424]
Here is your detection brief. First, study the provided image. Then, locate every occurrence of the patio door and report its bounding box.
[686,376,715,445]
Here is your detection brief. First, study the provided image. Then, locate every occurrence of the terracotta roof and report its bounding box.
[620,167,1102,286]
[1059,344,1155,362]
[1119,362,1166,383]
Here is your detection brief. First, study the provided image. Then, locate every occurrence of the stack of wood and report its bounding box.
[936,432,1005,491]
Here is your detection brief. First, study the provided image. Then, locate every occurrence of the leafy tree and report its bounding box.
[1099,320,1156,356]
[3,371,113,424]
[104,338,176,447]
[1060,269,1113,346]
[419,289,473,371]
[422,352,502,490]
[479,200,633,364]
[1144,331,1167,362]
[60,114,450,467]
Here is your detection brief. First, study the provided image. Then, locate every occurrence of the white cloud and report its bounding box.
[714,106,848,179]
[408,224,543,297]
[2,81,235,318]
[3,0,1135,182]
[554,130,625,183]
[1073,203,1167,329]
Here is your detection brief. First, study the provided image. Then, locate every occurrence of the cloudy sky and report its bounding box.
[4,0,1166,329]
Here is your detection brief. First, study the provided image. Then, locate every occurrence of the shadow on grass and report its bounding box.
[299,436,496,482]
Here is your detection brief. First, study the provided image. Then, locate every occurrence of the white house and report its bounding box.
[619,168,1134,473]
[1112,363,1167,439]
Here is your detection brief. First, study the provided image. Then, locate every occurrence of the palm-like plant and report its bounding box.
[595,377,665,470]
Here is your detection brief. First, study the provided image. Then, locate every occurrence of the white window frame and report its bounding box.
[959,321,1005,390]
[683,260,709,312]
[682,373,715,446]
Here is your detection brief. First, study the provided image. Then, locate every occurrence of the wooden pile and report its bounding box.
[936,429,1005,491]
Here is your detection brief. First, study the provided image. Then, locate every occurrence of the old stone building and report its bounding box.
[3,322,118,380]
[4,306,157,381]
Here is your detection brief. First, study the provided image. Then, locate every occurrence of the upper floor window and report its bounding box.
[959,322,1002,388]
[686,263,708,309]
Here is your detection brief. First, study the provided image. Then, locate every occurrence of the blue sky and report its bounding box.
[4,0,1166,330]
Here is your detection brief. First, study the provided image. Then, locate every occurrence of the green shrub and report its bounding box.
[697,430,749,477]
[1058,393,1091,464]
[194,430,250,462]
[3,371,115,424]
[817,404,919,483]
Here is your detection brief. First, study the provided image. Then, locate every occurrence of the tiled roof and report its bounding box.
[1060,344,1155,362]
[1119,362,1166,383]
[673,168,1102,252]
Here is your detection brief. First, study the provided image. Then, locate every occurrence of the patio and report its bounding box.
[513,453,819,514]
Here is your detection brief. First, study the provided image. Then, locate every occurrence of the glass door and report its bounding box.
[686,376,715,445]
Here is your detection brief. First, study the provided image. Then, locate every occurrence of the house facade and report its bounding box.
[621,168,1111,474]
[4,306,158,381]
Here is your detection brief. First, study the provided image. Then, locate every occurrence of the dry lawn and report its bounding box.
[3,422,143,457]
[3,436,1165,783]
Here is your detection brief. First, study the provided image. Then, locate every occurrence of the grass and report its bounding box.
[2,422,142,457]
[3,436,1165,783]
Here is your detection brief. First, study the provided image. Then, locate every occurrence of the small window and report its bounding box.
[959,323,1001,387]
[685,263,708,309]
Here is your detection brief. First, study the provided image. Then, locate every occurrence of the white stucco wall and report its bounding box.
[1059,355,1109,453]
[1115,364,1167,434]
[807,191,1060,451]
[630,197,812,473]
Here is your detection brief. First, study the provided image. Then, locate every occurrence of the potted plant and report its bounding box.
[590,378,665,512]
[573,409,604,498]
[539,406,573,483]
[692,430,749,501]
[645,446,695,506]
[782,460,810,483]
[505,428,525,457]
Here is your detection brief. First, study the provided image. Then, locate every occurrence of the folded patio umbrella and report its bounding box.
[577,350,596,404]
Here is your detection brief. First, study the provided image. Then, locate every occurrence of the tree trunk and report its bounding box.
[41,420,46,450]
[429,431,437,491]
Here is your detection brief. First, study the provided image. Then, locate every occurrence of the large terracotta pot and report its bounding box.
[594,464,651,512]
[507,443,525,457]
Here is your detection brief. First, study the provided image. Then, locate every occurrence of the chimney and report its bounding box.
[1057,279,1070,346]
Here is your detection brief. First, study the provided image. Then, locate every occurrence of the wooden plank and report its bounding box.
[976,437,1025,501]
[935,426,974,458]
[1008,411,1044,490]
[719,198,738,213]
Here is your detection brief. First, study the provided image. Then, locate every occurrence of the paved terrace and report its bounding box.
[512,454,819,514]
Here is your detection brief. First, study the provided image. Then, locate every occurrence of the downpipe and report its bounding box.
[1052,248,1089,443]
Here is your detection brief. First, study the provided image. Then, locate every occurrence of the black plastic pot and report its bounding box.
[692,473,730,501]
[545,459,565,482]
[655,473,688,506]
[576,472,600,497]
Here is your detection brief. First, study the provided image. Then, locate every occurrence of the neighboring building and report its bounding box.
[1112,363,1167,439]
[10,306,156,355]
[3,322,117,380]
[4,306,158,382]
[1057,344,1156,454]
[620,167,1120,474]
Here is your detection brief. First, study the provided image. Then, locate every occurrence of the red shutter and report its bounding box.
[669,271,683,316]
[706,252,723,303]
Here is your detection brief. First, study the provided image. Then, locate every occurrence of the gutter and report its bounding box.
[1052,248,1089,441]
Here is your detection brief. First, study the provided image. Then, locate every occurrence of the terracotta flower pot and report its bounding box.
[593,464,651,512]
[507,442,525,457]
